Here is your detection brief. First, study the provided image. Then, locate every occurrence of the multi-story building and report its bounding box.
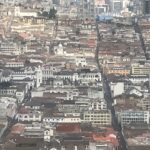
[111,0,123,12]
[128,75,149,84]
[106,67,130,75]
[142,0,150,14]
[111,0,130,12]
[17,110,42,122]
[131,62,150,75]
[119,110,150,126]
[110,82,125,97]
[95,0,109,15]
[14,6,38,17]
[90,100,107,111]
[142,96,150,112]
[83,110,112,126]
[78,0,95,20]
[60,0,70,7]
[43,116,81,124]
[128,0,142,15]
[5,61,24,68]
[0,41,21,55]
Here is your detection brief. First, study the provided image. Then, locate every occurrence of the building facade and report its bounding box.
[83,110,112,126]
[111,0,123,12]
[142,0,150,14]
[78,0,95,20]
[131,63,150,75]
[120,110,150,125]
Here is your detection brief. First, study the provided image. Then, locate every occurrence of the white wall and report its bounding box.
[111,82,124,97]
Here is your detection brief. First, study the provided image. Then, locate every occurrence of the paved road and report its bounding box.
[95,23,128,150]
[132,18,149,60]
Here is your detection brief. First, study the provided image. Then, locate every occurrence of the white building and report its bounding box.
[43,116,81,124]
[90,100,107,111]
[128,75,149,84]
[5,61,24,68]
[11,66,42,88]
[0,83,28,103]
[111,82,125,97]
[35,66,43,88]
[75,57,87,67]
[78,70,101,83]
[126,87,143,97]
[95,0,109,15]
[83,110,112,126]
[42,63,60,83]
[112,0,123,12]
[44,128,54,142]
[119,110,150,125]
[0,41,21,55]
[14,6,38,17]
[17,111,42,122]
[53,78,64,88]
[0,97,17,119]
[131,62,150,75]
[0,0,27,5]
[54,43,65,55]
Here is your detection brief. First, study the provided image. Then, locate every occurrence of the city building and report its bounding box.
[142,0,150,14]
[14,6,38,17]
[17,109,42,122]
[111,0,123,12]
[83,110,112,126]
[119,110,150,126]
[78,0,95,20]
[141,96,150,112]
[95,0,109,15]
[131,62,150,75]
[111,82,125,97]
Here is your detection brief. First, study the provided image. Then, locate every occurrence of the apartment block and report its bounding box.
[131,62,150,75]
[120,110,150,125]
[83,110,112,126]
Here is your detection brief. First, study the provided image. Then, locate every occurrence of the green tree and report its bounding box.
[42,11,49,17]
[76,28,80,36]
[49,7,57,19]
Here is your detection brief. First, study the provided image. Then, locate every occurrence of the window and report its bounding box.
[24,115,28,118]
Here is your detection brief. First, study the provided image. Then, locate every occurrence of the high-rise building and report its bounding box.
[143,0,150,14]
[127,0,142,15]
[78,0,95,20]
[111,0,123,12]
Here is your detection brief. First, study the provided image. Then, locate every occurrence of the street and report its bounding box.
[133,18,149,60]
[95,22,128,150]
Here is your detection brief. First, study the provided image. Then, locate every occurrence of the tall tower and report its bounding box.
[78,0,95,20]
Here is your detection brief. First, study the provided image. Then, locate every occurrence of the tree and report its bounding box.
[76,28,80,36]
[42,11,49,17]
[49,7,57,19]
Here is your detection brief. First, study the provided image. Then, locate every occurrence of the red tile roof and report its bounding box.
[92,132,118,146]
[56,123,81,133]
[11,123,26,134]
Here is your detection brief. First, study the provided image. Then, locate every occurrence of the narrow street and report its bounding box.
[133,18,149,60]
[95,23,128,150]
[0,89,32,143]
